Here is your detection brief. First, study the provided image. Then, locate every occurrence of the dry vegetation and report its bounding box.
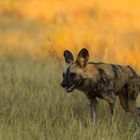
[0,0,140,139]
[0,57,139,140]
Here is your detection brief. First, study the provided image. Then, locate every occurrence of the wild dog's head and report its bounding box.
[61,48,89,92]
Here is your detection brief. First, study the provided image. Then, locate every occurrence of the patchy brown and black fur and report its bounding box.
[61,48,140,125]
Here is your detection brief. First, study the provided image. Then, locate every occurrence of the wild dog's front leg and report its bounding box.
[108,103,115,116]
[90,98,98,125]
[127,82,139,116]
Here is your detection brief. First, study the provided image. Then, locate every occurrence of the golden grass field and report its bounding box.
[0,57,139,140]
[0,0,140,139]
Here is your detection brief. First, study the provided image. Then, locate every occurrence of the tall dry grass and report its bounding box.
[0,1,140,139]
[0,57,139,140]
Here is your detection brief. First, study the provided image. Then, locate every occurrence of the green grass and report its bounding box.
[0,57,139,140]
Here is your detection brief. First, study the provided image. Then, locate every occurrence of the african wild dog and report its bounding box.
[61,48,140,124]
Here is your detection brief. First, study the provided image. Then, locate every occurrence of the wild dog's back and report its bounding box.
[87,62,138,92]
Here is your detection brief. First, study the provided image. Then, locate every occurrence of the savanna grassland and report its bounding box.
[0,0,140,140]
[0,57,140,140]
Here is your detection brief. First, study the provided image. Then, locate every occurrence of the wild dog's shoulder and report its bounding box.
[89,61,119,69]
[88,62,116,78]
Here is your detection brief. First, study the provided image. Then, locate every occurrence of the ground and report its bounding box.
[0,1,140,139]
[0,57,139,140]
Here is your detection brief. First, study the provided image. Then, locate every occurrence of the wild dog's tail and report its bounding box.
[127,65,137,77]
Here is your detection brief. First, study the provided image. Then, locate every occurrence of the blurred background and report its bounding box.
[0,0,140,70]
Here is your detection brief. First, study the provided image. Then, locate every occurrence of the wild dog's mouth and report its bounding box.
[64,79,83,93]
[65,84,76,92]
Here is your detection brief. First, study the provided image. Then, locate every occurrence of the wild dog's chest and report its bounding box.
[78,67,119,98]
[78,78,116,99]
[78,63,136,98]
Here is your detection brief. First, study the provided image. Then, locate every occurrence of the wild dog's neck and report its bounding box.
[77,63,115,95]
[77,63,100,92]
[83,63,100,82]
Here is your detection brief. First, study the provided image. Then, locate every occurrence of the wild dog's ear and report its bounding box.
[76,48,89,67]
[63,50,74,64]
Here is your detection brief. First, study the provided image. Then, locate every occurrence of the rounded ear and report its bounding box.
[76,48,89,67]
[63,50,74,64]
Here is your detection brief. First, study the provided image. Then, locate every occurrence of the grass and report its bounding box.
[0,2,140,139]
[0,57,139,140]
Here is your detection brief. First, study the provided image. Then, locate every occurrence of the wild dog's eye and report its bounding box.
[69,73,76,78]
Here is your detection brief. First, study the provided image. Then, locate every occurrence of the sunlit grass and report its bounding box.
[0,57,139,140]
[0,1,140,139]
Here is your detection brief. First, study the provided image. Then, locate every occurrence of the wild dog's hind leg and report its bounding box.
[118,86,129,112]
[127,81,139,116]
[90,98,98,125]
[128,96,137,116]
[109,102,115,116]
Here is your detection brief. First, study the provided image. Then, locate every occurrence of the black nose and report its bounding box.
[61,82,66,88]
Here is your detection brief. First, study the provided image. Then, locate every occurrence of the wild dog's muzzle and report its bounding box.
[61,78,83,93]
[61,81,76,92]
